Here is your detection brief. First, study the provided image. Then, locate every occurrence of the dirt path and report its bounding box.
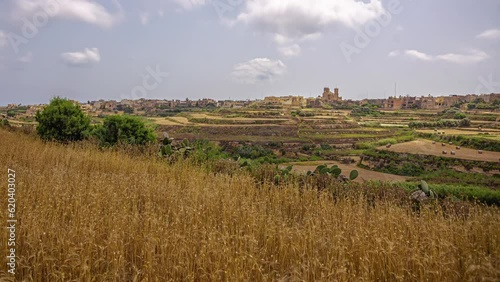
[379,139,500,162]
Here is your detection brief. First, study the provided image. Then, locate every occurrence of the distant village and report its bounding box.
[2,87,499,121]
[262,88,500,110]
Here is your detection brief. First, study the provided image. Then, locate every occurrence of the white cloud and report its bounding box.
[235,0,385,43]
[171,0,207,10]
[10,0,123,28]
[436,50,489,64]
[389,49,489,64]
[18,52,33,63]
[476,29,500,40]
[60,48,100,66]
[279,44,301,57]
[232,58,286,84]
[0,31,7,47]
[404,49,433,61]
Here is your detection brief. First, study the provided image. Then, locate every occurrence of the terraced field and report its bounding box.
[149,108,499,187]
[417,128,500,135]
[190,113,288,122]
[149,117,190,125]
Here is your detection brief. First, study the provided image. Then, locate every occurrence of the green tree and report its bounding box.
[7,110,15,117]
[123,106,134,114]
[35,97,90,142]
[453,112,466,119]
[459,118,471,127]
[94,115,156,146]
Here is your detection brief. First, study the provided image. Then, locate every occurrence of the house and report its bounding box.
[384,96,403,109]
[418,95,436,109]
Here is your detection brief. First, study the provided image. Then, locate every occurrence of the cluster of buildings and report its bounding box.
[263,87,343,108]
[4,98,256,119]
[80,98,256,117]
[262,87,499,110]
[372,93,500,110]
[3,87,499,121]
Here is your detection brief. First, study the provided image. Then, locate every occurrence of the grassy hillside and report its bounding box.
[0,129,499,281]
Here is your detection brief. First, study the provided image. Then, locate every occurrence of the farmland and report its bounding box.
[3,104,499,185]
[1,128,499,281]
[1,103,499,281]
[145,107,499,186]
[2,2,500,279]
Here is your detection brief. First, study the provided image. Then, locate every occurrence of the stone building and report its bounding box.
[322,87,342,103]
[263,96,306,107]
[384,96,403,109]
[418,95,436,109]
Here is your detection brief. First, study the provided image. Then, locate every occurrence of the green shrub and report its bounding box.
[237,144,274,159]
[93,115,156,146]
[35,97,91,143]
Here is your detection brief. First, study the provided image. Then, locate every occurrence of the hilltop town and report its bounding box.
[2,87,499,123]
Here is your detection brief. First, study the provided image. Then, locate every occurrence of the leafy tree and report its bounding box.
[453,112,466,120]
[7,110,15,117]
[459,118,471,127]
[35,97,91,142]
[467,103,476,110]
[93,115,156,146]
[123,106,134,114]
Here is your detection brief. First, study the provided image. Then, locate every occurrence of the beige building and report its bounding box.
[322,87,342,103]
[263,96,306,107]
[384,96,403,109]
[418,95,436,109]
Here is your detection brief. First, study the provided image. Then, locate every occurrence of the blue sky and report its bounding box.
[0,0,499,105]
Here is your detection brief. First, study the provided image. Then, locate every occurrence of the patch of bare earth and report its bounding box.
[379,139,500,162]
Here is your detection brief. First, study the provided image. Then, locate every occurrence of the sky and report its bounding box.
[0,0,499,105]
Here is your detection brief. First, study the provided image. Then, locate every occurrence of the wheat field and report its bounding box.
[0,129,499,281]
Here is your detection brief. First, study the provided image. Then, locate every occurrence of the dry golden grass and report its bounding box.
[0,129,499,281]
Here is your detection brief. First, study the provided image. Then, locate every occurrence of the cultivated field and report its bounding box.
[190,113,288,122]
[1,129,499,281]
[379,139,500,162]
[147,109,500,189]
[149,117,191,125]
[149,116,286,127]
